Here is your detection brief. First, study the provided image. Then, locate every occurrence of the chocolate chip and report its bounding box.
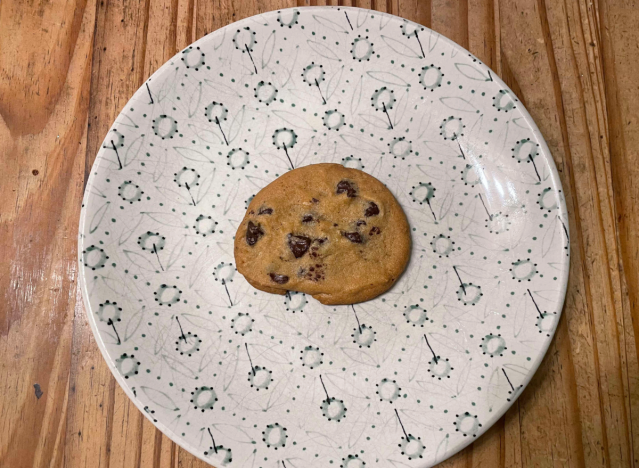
[246,221,264,246]
[311,198,319,203]
[288,234,311,258]
[356,220,367,227]
[333,223,339,227]
[302,214,314,223]
[269,273,289,284]
[365,202,380,217]
[258,207,273,215]
[314,238,326,245]
[342,231,363,243]
[336,180,357,198]
[370,226,381,235]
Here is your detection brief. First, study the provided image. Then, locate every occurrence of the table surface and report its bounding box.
[1,0,638,467]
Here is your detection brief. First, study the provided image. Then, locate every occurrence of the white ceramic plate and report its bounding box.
[79,6,569,467]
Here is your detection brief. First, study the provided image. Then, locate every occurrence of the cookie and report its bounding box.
[234,163,411,305]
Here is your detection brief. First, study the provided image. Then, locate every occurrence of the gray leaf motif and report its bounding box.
[513,291,529,338]
[416,379,452,398]
[249,343,290,365]
[453,265,497,280]
[461,196,480,232]
[261,30,276,69]
[340,346,377,367]
[350,75,364,115]
[366,71,410,87]
[141,386,180,411]
[157,66,180,103]
[203,79,242,98]
[443,304,482,324]
[188,245,211,288]
[304,431,339,449]
[531,289,561,302]
[143,211,188,229]
[356,8,369,28]
[174,146,215,163]
[100,275,135,300]
[155,185,193,205]
[187,123,223,145]
[123,134,144,167]
[152,148,168,183]
[542,215,561,258]
[263,314,305,338]
[468,233,508,252]
[89,200,110,234]
[393,88,410,127]
[187,81,203,118]
[456,358,472,396]
[228,105,246,143]
[245,173,271,190]
[415,162,453,183]
[154,322,172,355]
[181,313,223,333]
[223,178,241,215]
[226,389,270,413]
[428,331,466,354]
[397,408,442,430]
[294,135,317,168]
[272,110,315,131]
[339,134,382,154]
[306,39,342,61]
[115,112,139,129]
[162,353,197,379]
[209,424,255,444]
[439,97,478,113]
[198,335,223,373]
[123,249,158,272]
[387,458,416,468]
[502,363,530,376]
[438,189,455,220]
[326,65,345,101]
[434,434,450,464]
[432,269,449,308]
[406,337,427,382]
[454,62,491,81]
[421,140,460,158]
[312,14,349,34]
[196,168,216,205]
[118,213,144,246]
[487,366,503,411]
[348,403,372,449]
[380,34,421,58]
[322,373,369,400]
[124,305,146,341]
[220,345,240,391]
[166,234,186,270]
[252,114,270,148]
[416,112,432,139]
[512,117,530,129]
[428,30,440,52]
[378,12,393,30]
[358,113,391,129]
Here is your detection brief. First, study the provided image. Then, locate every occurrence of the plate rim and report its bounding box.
[78,6,570,467]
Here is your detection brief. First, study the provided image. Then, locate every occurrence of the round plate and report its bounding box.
[79,6,569,468]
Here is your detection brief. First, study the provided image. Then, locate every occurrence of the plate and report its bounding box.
[79,6,569,467]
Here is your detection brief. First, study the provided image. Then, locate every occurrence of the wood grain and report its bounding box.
[1,0,638,466]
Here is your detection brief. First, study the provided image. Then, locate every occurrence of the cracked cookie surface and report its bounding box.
[234,163,411,305]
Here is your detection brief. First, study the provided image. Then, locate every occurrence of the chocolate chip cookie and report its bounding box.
[234,163,411,305]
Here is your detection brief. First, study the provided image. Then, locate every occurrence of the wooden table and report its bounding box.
[1,0,638,466]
